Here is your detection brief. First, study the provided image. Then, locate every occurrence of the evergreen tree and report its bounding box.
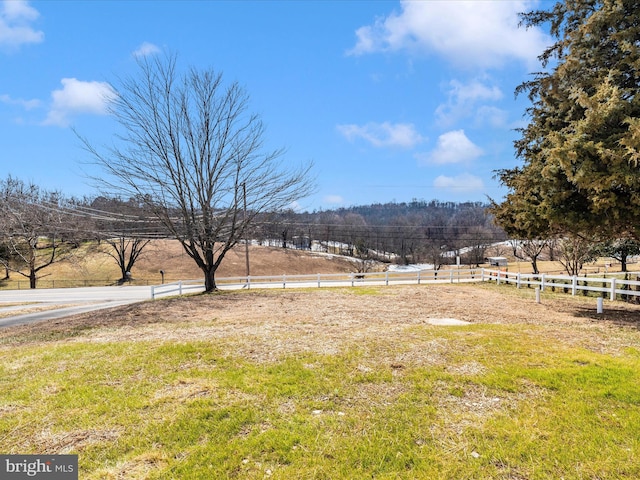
[492,0,640,240]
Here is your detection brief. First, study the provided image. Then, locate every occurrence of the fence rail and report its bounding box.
[3,278,162,290]
[485,269,640,301]
[150,268,485,298]
[151,280,206,299]
[4,267,636,302]
[150,268,640,302]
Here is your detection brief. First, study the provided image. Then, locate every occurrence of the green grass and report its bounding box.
[1,315,640,478]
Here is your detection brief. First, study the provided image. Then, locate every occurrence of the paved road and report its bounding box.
[0,280,371,328]
[0,285,158,328]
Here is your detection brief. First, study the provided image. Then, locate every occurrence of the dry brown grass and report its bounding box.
[0,304,80,319]
[3,284,640,359]
[12,240,359,286]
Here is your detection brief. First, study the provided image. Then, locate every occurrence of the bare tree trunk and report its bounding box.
[531,257,540,275]
[204,268,217,292]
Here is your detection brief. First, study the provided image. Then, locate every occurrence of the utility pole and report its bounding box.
[243,182,250,279]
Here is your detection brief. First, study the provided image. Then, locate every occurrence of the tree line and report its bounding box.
[255,201,507,271]
[0,181,507,288]
[2,176,639,290]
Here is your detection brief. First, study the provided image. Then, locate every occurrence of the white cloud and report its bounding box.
[288,200,304,212]
[348,0,549,69]
[419,130,483,165]
[133,41,160,57]
[475,105,509,128]
[337,121,425,148]
[436,78,503,126]
[433,173,484,193]
[44,78,117,127]
[0,0,43,50]
[448,79,503,104]
[0,93,40,109]
[324,195,344,205]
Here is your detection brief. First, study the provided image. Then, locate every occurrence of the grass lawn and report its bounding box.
[1,284,640,479]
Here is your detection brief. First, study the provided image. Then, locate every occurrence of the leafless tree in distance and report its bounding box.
[80,53,314,291]
[0,176,77,288]
[87,196,157,284]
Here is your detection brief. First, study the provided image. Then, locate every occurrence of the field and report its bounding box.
[2,279,640,479]
[0,241,360,289]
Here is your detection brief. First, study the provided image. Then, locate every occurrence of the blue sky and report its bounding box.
[1,0,551,212]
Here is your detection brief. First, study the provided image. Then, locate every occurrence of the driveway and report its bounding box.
[0,286,156,328]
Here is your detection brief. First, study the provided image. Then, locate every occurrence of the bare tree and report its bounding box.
[0,177,76,288]
[81,54,314,292]
[459,226,494,267]
[352,237,376,274]
[557,234,597,276]
[87,196,157,283]
[516,239,548,275]
[104,236,151,284]
[420,240,448,271]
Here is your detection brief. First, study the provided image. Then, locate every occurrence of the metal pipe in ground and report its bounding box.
[597,297,603,314]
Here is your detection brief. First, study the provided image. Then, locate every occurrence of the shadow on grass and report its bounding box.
[571,302,640,329]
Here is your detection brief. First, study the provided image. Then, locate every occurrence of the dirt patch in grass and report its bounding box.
[35,428,123,455]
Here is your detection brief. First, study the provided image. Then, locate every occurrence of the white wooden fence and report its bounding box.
[484,269,640,301]
[150,268,483,298]
[150,268,640,302]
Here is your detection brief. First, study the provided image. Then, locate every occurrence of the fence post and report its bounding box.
[497,270,501,285]
[572,275,577,296]
[540,274,546,292]
[516,272,521,289]
[610,277,617,301]
[317,273,321,288]
[351,273,354,287]
[385,271,389,286]
[179,280,183,296]
[450,270,453,283]
[417,271,421,285]
[151,285,155,300]
[481,268,485,282]
[283,275,286,289]
[247,275,251,290]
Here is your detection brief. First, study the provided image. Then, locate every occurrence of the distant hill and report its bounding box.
[30,241,360,287]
